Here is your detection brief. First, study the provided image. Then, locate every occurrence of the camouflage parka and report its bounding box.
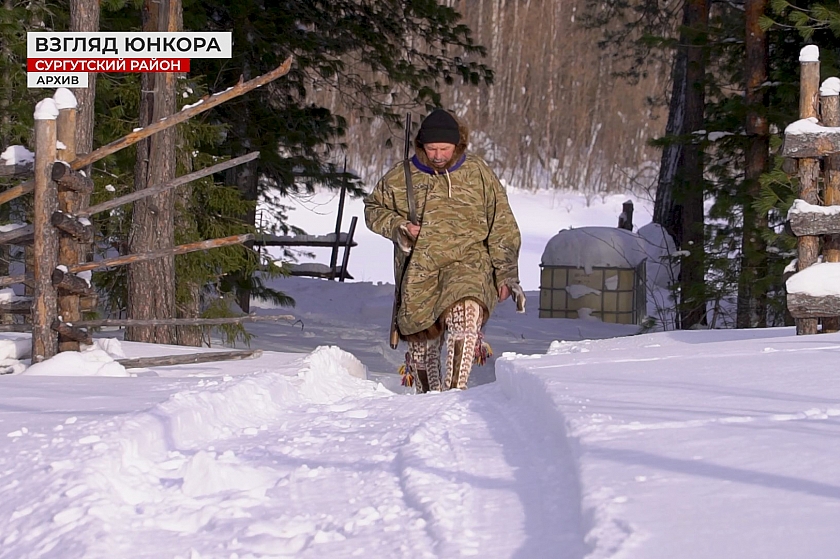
[364,119,521,338]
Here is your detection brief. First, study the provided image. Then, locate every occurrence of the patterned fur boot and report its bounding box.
[443,298,483,390]
[405,337,443,393]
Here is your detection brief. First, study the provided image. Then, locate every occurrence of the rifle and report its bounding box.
[389,113,417,349]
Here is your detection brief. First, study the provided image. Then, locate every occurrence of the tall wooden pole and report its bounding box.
[32,100,59,362]
[55,89,82,351]
[329,180,347,279]
[820,79,840,332]
[796,46,821,335]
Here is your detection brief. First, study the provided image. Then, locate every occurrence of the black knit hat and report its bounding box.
[416,109,460,145]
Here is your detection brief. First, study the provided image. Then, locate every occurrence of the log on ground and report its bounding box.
[117,349,263,369]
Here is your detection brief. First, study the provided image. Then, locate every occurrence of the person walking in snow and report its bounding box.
[364,108,524,393]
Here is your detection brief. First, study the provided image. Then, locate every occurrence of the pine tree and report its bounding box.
[583,0,712,328]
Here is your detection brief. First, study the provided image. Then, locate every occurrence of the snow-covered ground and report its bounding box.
[2,188,840,558]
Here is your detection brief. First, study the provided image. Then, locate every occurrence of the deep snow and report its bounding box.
[1,189,839,558]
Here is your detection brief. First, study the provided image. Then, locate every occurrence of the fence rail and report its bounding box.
[0,58,298,363]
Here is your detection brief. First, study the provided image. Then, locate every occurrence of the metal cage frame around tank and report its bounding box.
[538,260,647,325]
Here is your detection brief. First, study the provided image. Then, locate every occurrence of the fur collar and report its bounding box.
[411,153,467,175]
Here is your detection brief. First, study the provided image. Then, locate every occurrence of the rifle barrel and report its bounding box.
[403,113,417,224]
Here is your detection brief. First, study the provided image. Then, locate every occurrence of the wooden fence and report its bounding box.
[782,45,840,335]
[0,58,297,366]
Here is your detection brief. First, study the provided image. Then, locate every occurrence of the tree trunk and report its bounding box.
[653,48,687,243]
[0,0,15,324]
[70,0,98,177]
[125,0,181,344]
[677,0,709,329]
[737,0,769,328]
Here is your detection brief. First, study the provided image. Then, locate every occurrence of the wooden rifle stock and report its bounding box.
[389,290,401,349]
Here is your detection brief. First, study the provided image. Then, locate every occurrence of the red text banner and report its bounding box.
[28,58,190,73]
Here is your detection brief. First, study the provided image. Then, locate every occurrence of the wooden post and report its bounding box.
[618,200,634,230]
[339,216,358,282]
[55,89,83,351]
[32,99,60,362]
[796,47,821,335]
[821,79,840,332]
[329,180,347,280]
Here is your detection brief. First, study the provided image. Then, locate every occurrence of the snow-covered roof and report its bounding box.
[541,226,648,273]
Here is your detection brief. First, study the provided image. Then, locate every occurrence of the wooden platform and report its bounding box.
[287,263,353,280]
[254,232,357,248]
[262,215,358,282]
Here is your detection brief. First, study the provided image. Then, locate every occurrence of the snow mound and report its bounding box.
[22,347,128,377]
[96,346,380,461]
[53,87,78,109]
